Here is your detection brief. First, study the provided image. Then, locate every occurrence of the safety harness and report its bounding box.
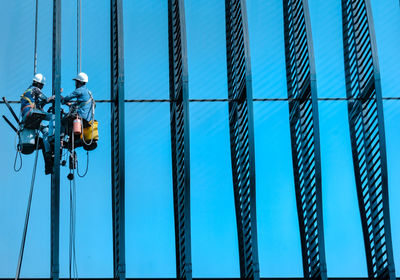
[20,88,36,119]
[70,90,95,122]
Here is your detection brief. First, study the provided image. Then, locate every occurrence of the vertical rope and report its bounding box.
[15,134,40,280]
[33,0,39,75]
[77,0,81,74]
[69,177,72,279]
[69,132,78,280]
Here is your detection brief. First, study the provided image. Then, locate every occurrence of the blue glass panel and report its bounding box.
[125,103,176,277]
[319,101,367,276]
[185,1,228,99]
[308,0,347,98]
[253,102,302,276]
[0,0,53,102]
[124,1,169,99]
[247,1,287,99]
[383,100,400,276]
[60,0,110,100]
[190,102,239,277]
[370,0,400,98]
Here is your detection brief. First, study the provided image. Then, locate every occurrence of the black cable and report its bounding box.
[15,134,40,280]
[68,132,78,280]
[69,168,78,280]
[69,176,72,279]
[77,151,89,178]
[13,150,22,172]
[72,172,78,280]
[77,0,81,74]
[33,0,38,75]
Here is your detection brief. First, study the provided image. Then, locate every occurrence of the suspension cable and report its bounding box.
[33,0,38,75]
[77,0,81,74]
[15,134,40,280]
[69,174,78,280]
[72,172,78,280]
[69,132,78,280]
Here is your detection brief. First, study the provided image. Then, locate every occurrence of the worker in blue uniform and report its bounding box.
[61,72,94,126]
[20,73,55,174]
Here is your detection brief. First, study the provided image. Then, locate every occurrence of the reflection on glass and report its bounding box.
[124,1,169,99]
[190,102,239,277]
[125,103,176,277]
[383,101,400,276]
[253,102,302,276]
[186,1,228,99]
[247,1,287,99]
[319,101,367,276]
[308,1,346,98]
[370,1,400,98]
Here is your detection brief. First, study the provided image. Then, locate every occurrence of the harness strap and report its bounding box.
[21,96,35,107]
[75,90,93,108]
[21,104,34,111]
[21,89,35,109]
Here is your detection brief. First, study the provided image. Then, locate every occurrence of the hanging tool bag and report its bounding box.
[82,120,99,141]
[18,128,37,154]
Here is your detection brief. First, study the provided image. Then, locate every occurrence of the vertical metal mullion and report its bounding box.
[168,0,192,279]
[365,1,396,277]
[50,0,61,279]
[110,0,125,279]
[225,0,259,279]
[342,0,396,279]
[283,0,327,279]
[304,0,327,276]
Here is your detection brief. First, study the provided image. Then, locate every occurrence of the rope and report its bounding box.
[15,133,40,280]
[77,150,89,177]
[14,150,22,172]
[14,132,22,172]
[69,172,78,280]
[77,0,81,74]
[69,132,78,280]
[80,119,94,146]
[33,0,38,75]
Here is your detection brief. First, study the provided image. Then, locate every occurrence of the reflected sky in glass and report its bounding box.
[0,0,399,277]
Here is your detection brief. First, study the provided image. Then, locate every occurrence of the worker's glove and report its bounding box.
[47,96,55,102]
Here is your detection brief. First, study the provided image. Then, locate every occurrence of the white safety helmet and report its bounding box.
[73,72,88,83]
[33,73,46,85]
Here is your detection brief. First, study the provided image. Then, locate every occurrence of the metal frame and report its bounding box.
[224,1,259,279]
[110,0,126,279]
[51,0,61,279]
[168,0,192,279]
[283,0,327,279]
[341,0,396,279]
[6,278,400,280]
[2,0,399,278]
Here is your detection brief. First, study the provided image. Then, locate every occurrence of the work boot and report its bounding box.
[44,152,54,175]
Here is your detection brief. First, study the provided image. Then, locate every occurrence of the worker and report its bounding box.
[61,72,94,126]
[20,73,55,174]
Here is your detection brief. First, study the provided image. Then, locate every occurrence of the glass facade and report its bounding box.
[0,0,399,278]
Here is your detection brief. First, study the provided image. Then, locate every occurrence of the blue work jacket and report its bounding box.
[20,85,48,120]
[61,85,94,122]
